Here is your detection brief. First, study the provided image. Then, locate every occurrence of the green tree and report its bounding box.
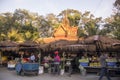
[103,0,120,39]
[19,23,39,41]
[0,12,14,35]
[78,11,104,37]
[7,28,24,42]
[58,9,81,26]
[106,14,120,39]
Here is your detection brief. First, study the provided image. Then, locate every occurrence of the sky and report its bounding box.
[0,0,115,19]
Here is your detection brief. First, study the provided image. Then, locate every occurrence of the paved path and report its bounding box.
[0,67,119,80]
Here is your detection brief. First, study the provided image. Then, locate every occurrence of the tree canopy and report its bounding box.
[0,1,120,43]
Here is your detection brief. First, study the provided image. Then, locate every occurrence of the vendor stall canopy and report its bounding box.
[83,35,120,52]
[0,35,120,52]
[0,41,19,51]
[18,41,40,51]
[83,35,120,44]
[41,39,76,51]
[0,41,41,52]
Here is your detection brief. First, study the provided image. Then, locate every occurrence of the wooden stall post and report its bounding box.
[38,50,44,74]
[38,50,41,66]
[60,52,65,75]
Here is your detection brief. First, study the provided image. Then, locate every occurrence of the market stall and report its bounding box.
[58,35,120,75]
[0,41,19,68]
[16,41,41,75]
[36,35,120,76]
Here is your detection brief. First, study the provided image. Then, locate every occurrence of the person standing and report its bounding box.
[53,51,60,75]
[98,53,111,80]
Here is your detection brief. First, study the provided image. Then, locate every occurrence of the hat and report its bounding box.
[54,51,59,54]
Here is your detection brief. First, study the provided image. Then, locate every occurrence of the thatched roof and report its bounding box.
[39,43,50,52]
[62,44,96,52]
[112,43,120,46]
[19,41,40,50]
[59,35,120,52]
[19,41,39,47]
[84,35,120,44]
[111,43,120,52]
[38,39,77,52]
[0,41,18,51]
[35,36,120,52]
[48,39,76,50]
[62,44,119,52]
[83,35,120,52]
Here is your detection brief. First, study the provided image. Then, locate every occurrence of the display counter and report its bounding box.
[84,66,101,73]
[15,62,39,76]
[84,66,120,77]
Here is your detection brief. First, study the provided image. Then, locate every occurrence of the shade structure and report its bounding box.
[111,43,120,52]
[37,35,120,52]
[39,43,50,52]
[0,41,19,51]
[84,35,120,44]
[62,44,96,52]
[47,39,76,51]
[18,41,40,51]
[83,35,120,52]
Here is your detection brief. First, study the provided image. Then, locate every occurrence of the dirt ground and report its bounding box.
[0,67,119,80]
